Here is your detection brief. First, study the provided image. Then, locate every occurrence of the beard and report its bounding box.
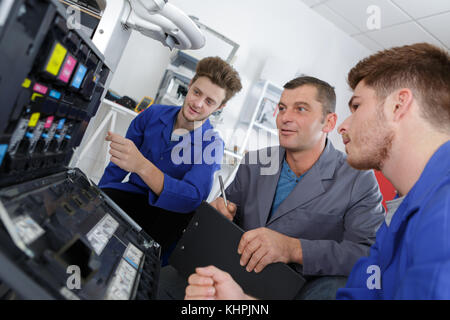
[181,103,209,123]
[346,107,395,171]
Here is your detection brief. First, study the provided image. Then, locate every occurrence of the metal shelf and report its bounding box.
[224,149,243,160]
[239,80,282,154]
[253,122,278,136]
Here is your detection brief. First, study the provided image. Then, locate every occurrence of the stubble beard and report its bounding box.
[347,108,395,172]
[182,103,210,124]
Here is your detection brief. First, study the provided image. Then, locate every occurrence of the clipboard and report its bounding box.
[169,202,306,300]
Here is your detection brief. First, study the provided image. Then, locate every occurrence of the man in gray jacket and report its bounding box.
[161,76,384,300]
[206,76,385,299]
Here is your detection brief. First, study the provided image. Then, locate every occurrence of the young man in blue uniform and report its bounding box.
[98,57,242,261]
[335,43,450,299]
[184,43,450,300]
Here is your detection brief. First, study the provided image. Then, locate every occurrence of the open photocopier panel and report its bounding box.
[0,0,161,300]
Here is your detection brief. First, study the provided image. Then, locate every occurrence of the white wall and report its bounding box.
[108,30,171,101]
[108,0,372,152]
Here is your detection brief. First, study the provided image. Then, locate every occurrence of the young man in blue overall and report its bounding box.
[99,57,242,263]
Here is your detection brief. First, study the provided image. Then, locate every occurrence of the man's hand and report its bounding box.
[106,131,149,173]
[185,266,251,300]
[238,227,302,273]
[106,131,164,195]
[209,197,237,221]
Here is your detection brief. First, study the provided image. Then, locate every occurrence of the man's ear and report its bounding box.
[323,113,337,133]
[391,88,414,122]
[217,103,226,111]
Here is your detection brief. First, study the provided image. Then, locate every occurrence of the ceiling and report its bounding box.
[301,0,450,53]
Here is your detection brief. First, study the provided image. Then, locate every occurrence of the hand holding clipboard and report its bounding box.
[169,202,306,300]
[209,175,237,221]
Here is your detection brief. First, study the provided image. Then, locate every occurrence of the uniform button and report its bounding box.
[160,156,163,160]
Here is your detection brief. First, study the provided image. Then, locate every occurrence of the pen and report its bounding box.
[218,175,227,208]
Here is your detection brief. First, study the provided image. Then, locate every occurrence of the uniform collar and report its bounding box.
[387,140,450,232]
[158,105,180,126]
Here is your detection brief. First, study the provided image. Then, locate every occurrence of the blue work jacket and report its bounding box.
[337,140,450,299]
[98,104,224,213]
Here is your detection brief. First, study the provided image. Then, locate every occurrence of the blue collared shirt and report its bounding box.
[98,104,224,213]
[337,140,450,299]
[268,158,305,220]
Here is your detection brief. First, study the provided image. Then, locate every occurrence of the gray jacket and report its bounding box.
[225,140,385,276]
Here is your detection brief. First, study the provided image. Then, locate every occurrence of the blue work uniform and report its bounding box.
[99,104,224,213]
[337,140,450,299]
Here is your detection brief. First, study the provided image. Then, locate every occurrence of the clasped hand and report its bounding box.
[238,227,298,273]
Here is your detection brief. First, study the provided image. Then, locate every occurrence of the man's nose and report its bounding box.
[191,97,203,109]
[280,108,294,123]
[337,118,349,135]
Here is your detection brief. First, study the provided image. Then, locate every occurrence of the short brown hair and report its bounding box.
[348,43,450,132]
[283,76,336,117]
[191,56,242,106]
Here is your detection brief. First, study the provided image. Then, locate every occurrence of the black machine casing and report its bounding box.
[0,0,161,300]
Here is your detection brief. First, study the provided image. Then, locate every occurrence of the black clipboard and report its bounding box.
[169,202,306,300]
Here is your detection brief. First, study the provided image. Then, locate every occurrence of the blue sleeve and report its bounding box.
[336,223,386,300]
[98,108,150,187]
[394,181,450,299]
[148,138,224,213]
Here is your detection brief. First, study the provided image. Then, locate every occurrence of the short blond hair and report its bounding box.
[191,56,242,105]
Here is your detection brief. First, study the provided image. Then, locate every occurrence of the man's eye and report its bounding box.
[351,104,359,112]
[278,105,285,111]
[297,107,306,111]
